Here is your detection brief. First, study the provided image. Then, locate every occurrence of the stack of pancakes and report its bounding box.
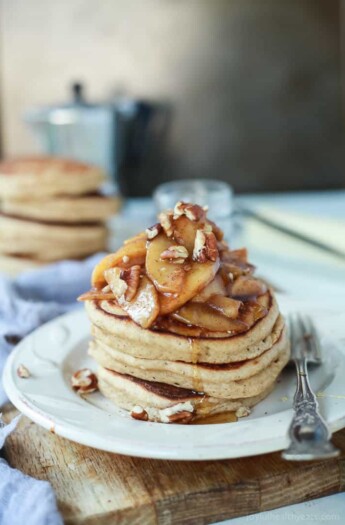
[0,157,120,274]
[80,202,290,424]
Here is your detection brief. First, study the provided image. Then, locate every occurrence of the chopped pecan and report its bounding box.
[173,201,206,222]
[120,265,141,301]
[71,369,98,394]
[160,245,189,264]
[146,223,162,240]
[193,230,218,263]
[158,211,174,237]
[131,406,148,421]
[17,364,30,378]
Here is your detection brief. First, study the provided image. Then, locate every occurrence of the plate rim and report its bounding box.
[3,307,345,461]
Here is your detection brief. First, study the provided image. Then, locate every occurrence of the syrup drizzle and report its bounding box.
[193,411,238,425]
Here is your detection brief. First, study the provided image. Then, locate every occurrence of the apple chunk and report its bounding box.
[119,276,160,328]
[159,257,220,315]
[146,233,186,293]
[173,215,204,253]
[207,295,242,319]
[192,274,226,303]
[91,237,146,288]
[172,302,248,333]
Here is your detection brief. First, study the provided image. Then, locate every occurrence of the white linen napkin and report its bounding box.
[0,254,103,525]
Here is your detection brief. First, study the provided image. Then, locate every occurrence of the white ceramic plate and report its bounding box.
[3,296,345,460]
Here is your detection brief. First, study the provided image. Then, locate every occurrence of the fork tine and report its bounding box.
[300,314,322,363]
[288,313,304,359]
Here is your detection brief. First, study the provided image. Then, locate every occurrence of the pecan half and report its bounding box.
[193,230,218,263]
[17,364,30,378]
[71,369,98,394]
[173,201,206,222]
[158,211,174,237]
[146,223,162,240]
[131,406,148,421]
[120,265,141,301]
[160,245,189,264]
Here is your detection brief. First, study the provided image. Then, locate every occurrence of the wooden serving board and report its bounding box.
[2,404,345,525]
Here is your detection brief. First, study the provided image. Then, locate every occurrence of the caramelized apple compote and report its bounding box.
[78,201,270,334]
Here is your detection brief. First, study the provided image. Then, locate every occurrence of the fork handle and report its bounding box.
[282,358,340,461]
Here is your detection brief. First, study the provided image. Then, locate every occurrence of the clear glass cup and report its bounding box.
[153,179,234,241]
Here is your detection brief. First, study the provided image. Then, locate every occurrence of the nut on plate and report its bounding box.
[17,364,30,378]
[71,368,98,394]
[131,406,148,421]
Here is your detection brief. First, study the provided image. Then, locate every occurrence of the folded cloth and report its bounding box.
[0,254,103,525]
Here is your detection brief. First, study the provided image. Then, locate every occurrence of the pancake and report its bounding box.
[85,291,282,364]
[0,156,104,199]
[79,200,290,423]
[89,325,288,397]
[1,194,121,223]
[0,253,45,275]
[0,213,107,261]
[97,367,276,422]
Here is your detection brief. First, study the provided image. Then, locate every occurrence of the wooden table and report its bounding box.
[3,404,345,525]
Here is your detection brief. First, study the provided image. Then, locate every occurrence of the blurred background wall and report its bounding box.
[0,0,343,194]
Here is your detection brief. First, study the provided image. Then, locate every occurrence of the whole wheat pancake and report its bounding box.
[0,213,107,261]
[79,200,291,423]
[0,156,104,199]
[1,194,120,223]
[0,253,45,275]
[85,292,282,364]
[97,367,276,422]
[89,329,288,397]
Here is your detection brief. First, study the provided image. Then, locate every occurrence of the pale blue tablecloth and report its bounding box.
[0,254,102,525]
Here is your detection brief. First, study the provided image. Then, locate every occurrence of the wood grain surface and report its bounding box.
[2,404,345,525]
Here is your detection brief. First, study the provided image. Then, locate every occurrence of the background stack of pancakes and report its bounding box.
[80,202,290,424]
[0,157,120,274]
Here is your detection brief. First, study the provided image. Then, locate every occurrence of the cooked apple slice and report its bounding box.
[231,276,267,298]
[159,257,220,315]
[172,302,248,333]
[240,299,268,326]
[98,300,128,317]
[207,295,242,319]
[156,317,243,339]
[124,232,146,244]
[192,275,226,303]
[156,317,204,337]
[78,289,115,301]
[91,237,146,288]
[119,276,159,328]
[206,219,224,241]
[173,215,204,252]
[146,233,186,294]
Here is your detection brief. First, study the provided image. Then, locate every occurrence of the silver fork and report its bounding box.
[282,313,340,461]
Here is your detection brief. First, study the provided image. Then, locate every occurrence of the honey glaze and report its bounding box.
[193,411,238,425]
